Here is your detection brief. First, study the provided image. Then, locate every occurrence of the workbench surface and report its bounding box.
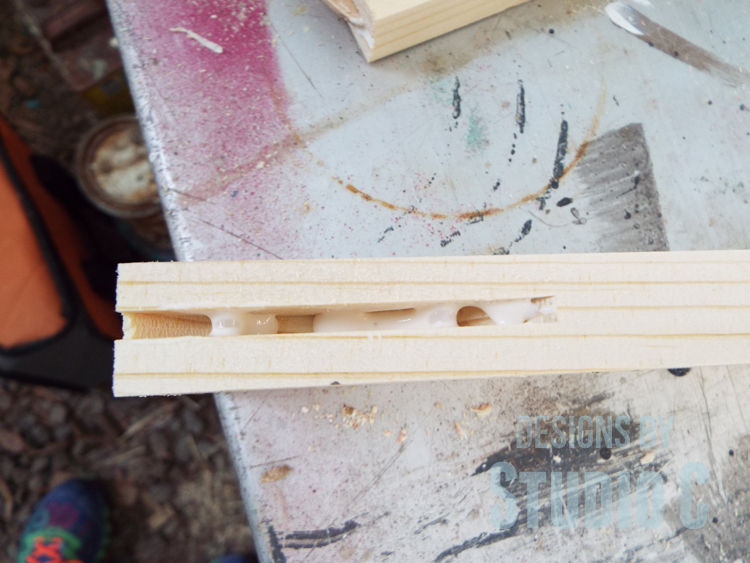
[108,0,750,560]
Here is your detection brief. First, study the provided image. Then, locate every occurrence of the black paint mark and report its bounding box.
[377,226,395,243]
[513,219,532,243]
[613,95,620,106]
[467,212,484,224]
[414,516,449,535]
[492,180,501,191]
[548,28,554,34]
[574,123,668,252]
[556,197,573,207]
[283,520,359,549]
[600,446,612,460]
[668,368,691,376]
[452,77,461,120]
[515,80,526,134]
[434,528,517,562]
[440,232,460,247]
[267,526,288,563]
[472,395,612,476]
[741,104,747,111]
[538,119,568,209]
[551,120,568,189]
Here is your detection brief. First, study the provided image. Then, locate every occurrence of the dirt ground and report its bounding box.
[0,0,96,163]
[0,1,257,561]
[0,381,255,563]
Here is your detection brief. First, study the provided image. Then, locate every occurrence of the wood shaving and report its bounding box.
[383,429,392,437]
[397,427,407,443]
[454,421,466,440]
[169,27,224,54]
[261,464,292,483]
[640,452,656,465]
[470,403,493,418]
[341,405,377,428]
[300,406,309,414]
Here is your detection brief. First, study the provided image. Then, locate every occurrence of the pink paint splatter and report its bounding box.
[120,0,306,259]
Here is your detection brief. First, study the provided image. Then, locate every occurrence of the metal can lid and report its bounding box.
[75,115,160,218]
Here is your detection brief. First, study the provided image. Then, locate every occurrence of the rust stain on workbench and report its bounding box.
[336,86,605,222]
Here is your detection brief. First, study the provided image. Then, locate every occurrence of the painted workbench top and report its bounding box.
[108,0,750,560]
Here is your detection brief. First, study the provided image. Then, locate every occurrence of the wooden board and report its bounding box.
[114,249,750,396]
[322,0,528,61]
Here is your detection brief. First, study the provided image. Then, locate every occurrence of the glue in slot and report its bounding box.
[312,298,555,333]
[202,298,555,336]
[204,298,557,336]
[207,312,279,336]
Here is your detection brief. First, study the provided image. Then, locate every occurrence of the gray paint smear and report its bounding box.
[605,2,749,88]
[574,123,669,252]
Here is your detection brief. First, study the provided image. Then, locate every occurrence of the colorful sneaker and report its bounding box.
[17,479,109,563]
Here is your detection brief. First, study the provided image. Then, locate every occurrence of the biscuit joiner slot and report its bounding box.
[121,297,557,340]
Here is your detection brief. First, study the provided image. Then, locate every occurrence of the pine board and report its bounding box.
[323,0,529,61]
[114,250,750,396]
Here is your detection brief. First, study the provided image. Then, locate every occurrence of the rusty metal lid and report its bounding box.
[75,115,160,218]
